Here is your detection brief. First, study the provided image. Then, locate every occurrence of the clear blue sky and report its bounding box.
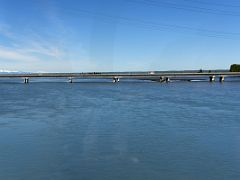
[0,0,240,72]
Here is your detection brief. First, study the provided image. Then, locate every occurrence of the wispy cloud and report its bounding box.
[0,23,17,40]
[0,21,67,63]
[0,46,40,62]
[0,8,89,72]
[18,40,65,58]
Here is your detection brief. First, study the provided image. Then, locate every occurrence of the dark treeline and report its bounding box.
[230,64,240,72]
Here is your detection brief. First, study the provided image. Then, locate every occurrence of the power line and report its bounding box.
[56,6,240,38]
[182,0,240,8]
[128,0,240,17]
[38,2,239,40]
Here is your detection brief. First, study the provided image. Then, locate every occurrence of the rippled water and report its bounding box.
[0,81,240,180]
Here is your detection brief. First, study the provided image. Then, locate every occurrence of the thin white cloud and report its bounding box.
[0,16,89,72]
[0,47,40,62]
[0,23,15,39]
[19,42,65,58]
[0,19,66,59]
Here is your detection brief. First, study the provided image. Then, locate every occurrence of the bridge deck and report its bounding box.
[0,72,240,79]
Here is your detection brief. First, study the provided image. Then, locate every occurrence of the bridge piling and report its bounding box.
[68,77,73,83]
[160,76,165,83]
[209,76,215,82]
[159,76,170,83]
[113,77,120,83]
[165,77,170,83]
[219,76,225,83]
[24,78,29,84]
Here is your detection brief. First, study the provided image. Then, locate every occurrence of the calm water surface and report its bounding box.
[0,81,240,180]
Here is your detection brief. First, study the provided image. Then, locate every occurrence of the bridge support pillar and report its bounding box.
[24,78,29,84]
[68,77,73,83]
[160,76,165,83]
[165,77,170,83]
[113,77,120,83]
[209,76,215,82]
[219,76,225,83]
[160,76,170,83]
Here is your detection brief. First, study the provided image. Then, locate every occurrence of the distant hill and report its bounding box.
[0,70,29,74]
[0,70,18,74]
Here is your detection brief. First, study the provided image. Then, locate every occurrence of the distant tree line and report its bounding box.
[198,69,212,73]
[230,64,240,72]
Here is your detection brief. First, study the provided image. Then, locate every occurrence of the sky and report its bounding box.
[0,0,240,72]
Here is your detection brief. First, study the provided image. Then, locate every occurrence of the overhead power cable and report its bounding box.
[182,0,240,8]
[128,0,240,17]
[54,5,240,39]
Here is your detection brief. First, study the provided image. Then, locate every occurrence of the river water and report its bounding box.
[0,80,240,179]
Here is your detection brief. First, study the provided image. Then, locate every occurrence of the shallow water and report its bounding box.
[0,81,240,180]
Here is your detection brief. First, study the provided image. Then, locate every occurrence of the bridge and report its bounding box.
[0,72,240,83]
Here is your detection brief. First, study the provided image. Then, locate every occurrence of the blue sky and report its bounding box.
[0,0,240,72]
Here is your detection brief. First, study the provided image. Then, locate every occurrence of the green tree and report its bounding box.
[230,64,240,72]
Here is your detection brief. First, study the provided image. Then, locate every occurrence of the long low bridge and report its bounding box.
[0,72,240,83]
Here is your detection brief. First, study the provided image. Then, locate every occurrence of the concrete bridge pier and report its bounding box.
[160,76,165,83]
[113,77,120,83]
[165,77,170,83]
[68,77,73,83]
[209,75,215,82]
[159,76,170,83]
[219,76,225,82]
[24,78,29,84]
